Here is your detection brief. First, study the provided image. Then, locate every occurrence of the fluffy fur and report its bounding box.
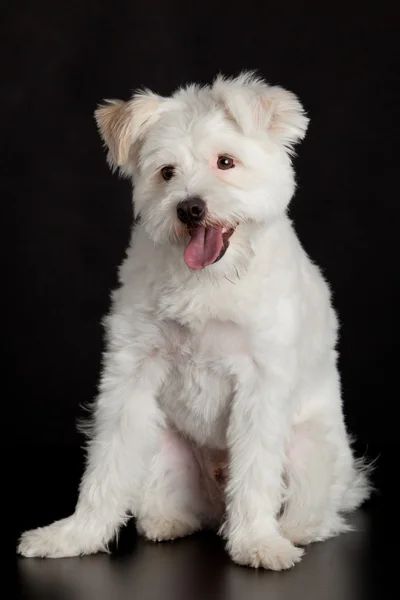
[17,72,370,570]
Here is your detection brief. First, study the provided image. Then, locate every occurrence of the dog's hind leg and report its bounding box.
[279,366,371,546]
[136,429,222,541]
[279,419,351,545]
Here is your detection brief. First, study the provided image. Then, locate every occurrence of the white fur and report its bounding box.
[17,72,370,569]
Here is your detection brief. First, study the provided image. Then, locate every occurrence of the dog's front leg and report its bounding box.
[18,320,168,558]
[224,353,303,570]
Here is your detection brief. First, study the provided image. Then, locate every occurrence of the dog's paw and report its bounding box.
[227,533,304,571]
[280,523,316,546]
[280,513,350,546]
[17,517,106,558]
[137,515,199,542]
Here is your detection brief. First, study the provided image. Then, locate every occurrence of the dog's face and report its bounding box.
[95,73,308,277]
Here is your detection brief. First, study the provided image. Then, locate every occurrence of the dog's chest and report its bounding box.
[158,318,249,448]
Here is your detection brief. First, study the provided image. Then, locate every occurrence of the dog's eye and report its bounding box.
[217,155,235,170]
[161,166,175,181]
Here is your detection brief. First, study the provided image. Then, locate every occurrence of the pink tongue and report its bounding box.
[184,226,224,270]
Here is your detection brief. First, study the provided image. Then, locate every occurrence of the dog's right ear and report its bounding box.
[94,91,162,171]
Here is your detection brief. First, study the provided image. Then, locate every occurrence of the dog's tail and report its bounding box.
[340,455,375,512]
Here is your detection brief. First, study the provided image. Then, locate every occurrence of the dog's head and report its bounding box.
[95,72,308,277]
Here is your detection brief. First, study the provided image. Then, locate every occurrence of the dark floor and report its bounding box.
[9,446,392,599]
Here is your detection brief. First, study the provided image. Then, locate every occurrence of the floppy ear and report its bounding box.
[253,86,309,152]
[213,72,309,154]
[94,91,162,171]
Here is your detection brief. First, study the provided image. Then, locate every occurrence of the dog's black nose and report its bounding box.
[177,197,206,225]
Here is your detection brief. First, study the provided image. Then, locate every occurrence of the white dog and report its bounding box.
[18,72,370,570]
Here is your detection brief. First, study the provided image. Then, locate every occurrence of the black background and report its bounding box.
[2,0,398,583]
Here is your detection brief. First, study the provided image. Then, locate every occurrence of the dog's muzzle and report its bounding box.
[176,198,235,271]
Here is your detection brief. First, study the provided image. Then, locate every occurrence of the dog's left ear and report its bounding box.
[252,86,309,153]
[213,73,309,154]
[94,91,162,171]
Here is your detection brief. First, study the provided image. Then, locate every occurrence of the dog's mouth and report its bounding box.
[184,225,235,270]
